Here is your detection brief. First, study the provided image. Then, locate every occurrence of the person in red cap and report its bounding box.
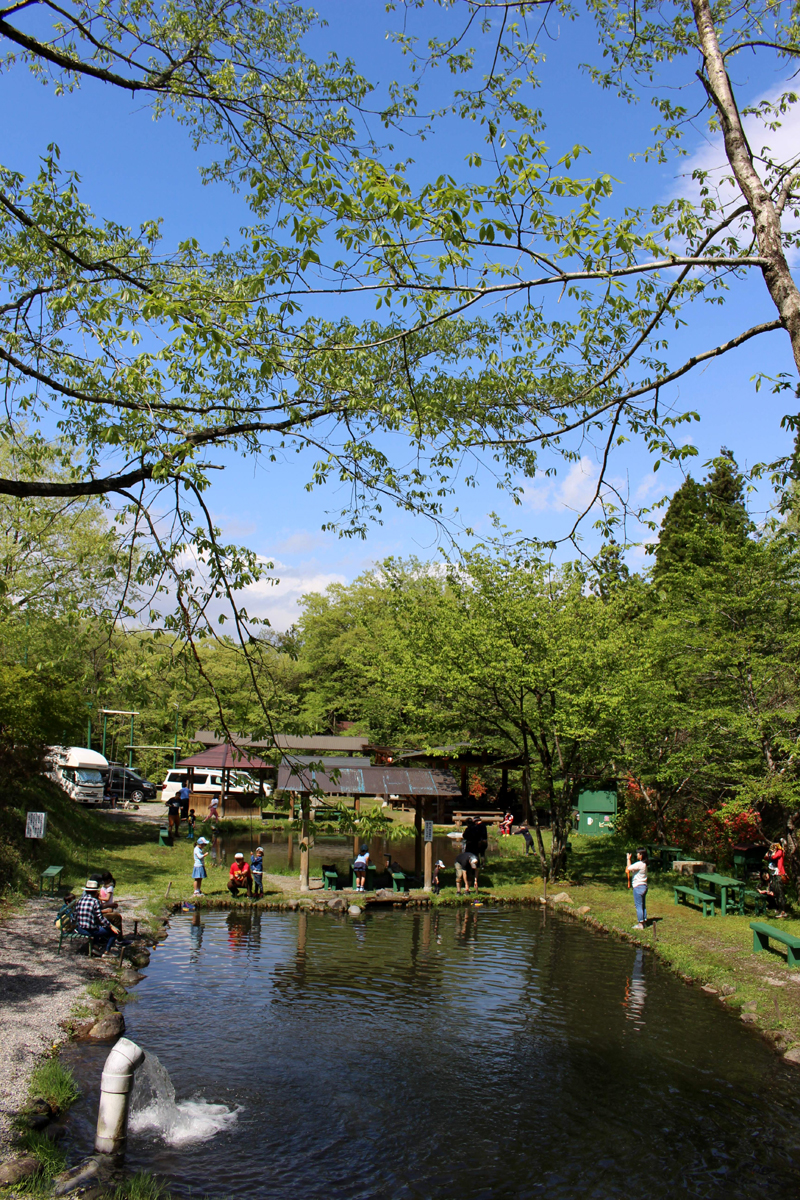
[228,852,252,898]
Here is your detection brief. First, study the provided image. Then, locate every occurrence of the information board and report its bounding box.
[424,820,433,843]
[25,812,48,839]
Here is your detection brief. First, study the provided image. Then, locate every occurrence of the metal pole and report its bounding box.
[102,712,108,759]
[172,706,180,769]
[87,714,92,750]
[128,714,135,768]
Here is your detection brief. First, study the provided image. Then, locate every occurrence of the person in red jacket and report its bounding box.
[228,852,252,898]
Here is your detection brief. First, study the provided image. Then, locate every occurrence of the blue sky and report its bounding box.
[2,2,796,627]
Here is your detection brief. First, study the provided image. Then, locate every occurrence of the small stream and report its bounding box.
[62,907,800,1199]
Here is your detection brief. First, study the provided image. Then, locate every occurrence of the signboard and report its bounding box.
[25,812,47,839]
[424,820,434,843]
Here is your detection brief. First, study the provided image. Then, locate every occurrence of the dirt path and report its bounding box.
[0,898,117,1149]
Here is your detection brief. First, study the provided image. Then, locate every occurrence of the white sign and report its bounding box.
[424,820,434,843]
[25,812,47,839]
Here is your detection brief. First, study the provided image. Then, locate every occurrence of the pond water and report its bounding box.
[203,831,475,876]
[63,908,800,1199]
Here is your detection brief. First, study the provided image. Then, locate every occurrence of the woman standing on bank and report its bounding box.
[626,848,649,930]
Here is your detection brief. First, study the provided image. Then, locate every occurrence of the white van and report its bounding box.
[160,769,265,802]
[46,746,108,805]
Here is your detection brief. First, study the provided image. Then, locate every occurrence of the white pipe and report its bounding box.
[94,1037,145,1157]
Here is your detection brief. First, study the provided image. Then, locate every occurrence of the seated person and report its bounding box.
[228,852,253,897]
[97,871,123,936]
[74,880,119,952]
[758,870,788,918]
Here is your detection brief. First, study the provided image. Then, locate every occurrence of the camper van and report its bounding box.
[160,768,264,803]
[46,745,109,805]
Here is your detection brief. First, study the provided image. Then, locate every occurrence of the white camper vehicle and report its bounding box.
[46,746,108,805]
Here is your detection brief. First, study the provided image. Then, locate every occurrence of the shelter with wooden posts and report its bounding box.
[175,744,272,818]
[276,761,462,893]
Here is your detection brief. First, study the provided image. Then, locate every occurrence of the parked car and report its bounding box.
[104,765,158,803]
[160,768,265,802]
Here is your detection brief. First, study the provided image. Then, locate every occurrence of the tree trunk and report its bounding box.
[549,784,575,880]
[692,0,800,371]
[523,762,548,876]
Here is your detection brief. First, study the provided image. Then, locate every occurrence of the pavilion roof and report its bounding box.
[194,729,370,754]
[276,764,461,798]
[177,744,272,771]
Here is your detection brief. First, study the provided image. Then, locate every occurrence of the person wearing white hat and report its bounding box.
[228,852,253,898]
[74,880,118,953]
[432,860,445,895]
[193,837,210,897]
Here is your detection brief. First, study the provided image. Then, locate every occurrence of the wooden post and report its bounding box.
[287,832,294,867]
[423,800,433,892]
[299,793,310,892]
[289,793,295,822]
[414,797,422,879]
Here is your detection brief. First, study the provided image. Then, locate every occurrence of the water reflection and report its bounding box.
[623,946,647,1027]
[188,911,204,961]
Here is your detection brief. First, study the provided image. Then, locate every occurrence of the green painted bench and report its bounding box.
[750,921,800,967]
[390,870,413,894]
[54,900,93,957]
[674,884,716,918]
[322,864,341,891]
[39,865,63,896]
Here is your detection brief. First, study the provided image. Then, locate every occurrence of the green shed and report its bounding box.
[576,786,617,836]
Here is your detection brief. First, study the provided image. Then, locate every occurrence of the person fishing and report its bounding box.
[625,848,649,930]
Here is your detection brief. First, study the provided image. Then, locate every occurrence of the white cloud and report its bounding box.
[241,566,347,629]
[523,456,602,513]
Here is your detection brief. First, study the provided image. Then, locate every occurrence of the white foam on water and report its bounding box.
[130,1051,238,1146]
[130,1098,239,1146]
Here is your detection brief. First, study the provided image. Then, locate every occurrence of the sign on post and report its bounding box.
[424,820,433,843]
[25,812,47,839]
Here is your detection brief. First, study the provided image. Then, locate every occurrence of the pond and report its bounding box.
[63,908,800,1199]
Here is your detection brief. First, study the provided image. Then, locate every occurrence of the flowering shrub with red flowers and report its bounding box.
[468,773,487,800]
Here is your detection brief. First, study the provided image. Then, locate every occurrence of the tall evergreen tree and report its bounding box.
[653,451,748,581]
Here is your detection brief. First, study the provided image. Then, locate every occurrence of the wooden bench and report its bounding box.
[54,901,93,957]
[745,890,768,917]
[673,885,716,917]
[321,864,341,891]
[453,812,503,826]
[750,921,800,967]
[39,865,63,896]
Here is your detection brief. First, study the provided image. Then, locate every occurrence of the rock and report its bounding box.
[742,1000,758,1012]
[327,896,346,912]
[741,1012,759,1024]
[42,1123,66,1142]
[575,905,590,915]
[767,1030,791,1050]
[551,892,572,904]
[120,970,144,986]
[719,984,736,996]
[125,950,150,969]
[348,905,362,916]
[28,1098,52,1118]
[0,1156,41,1185]
[374,888,394,901]
[88,1011,125,1039]
[701,985,719,995]
[783,1047,800,1064]
[71,1020,96,1040]
[287,900,299,911]
[25,1112,51,1130]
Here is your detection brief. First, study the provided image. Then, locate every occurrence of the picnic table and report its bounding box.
[646,845,684,870]
[694,872,746,917]
[39,866,63,896]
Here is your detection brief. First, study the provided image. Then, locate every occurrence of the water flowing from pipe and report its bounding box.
[129,1052,238,1147]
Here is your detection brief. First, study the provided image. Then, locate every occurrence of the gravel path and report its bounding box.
[0,898,111,1151]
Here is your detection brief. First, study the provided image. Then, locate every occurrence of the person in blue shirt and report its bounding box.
[251,847,264,897]
[178,781,191,822]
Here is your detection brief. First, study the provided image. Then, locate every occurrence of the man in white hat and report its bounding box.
[74,880,118,953]
[228,852,253,898]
